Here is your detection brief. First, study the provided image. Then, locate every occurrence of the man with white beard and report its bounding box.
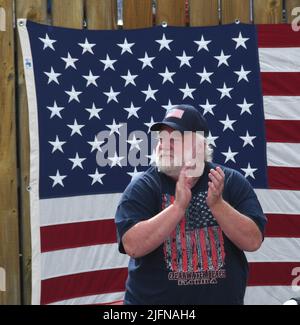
[115,104,266,305]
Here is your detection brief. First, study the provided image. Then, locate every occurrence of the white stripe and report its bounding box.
[246,238,300,262]
[245,286,299,305]
[267,143,300,168]
[48,291,125,305]
[17,19,42,305]
[40,193,122,226]
[255,189,300,214]
[259,48,300,72]
[264,96,300,120]
[41,244,129,280]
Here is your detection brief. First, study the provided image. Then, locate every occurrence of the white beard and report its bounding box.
[155,153,204,180]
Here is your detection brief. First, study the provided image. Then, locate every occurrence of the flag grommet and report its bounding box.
[235,19,240,24]
[161,21,168,28]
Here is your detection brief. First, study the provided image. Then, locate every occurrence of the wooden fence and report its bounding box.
[0,0,299,305]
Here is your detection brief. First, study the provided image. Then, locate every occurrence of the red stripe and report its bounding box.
[208,227,218,270]
[218,227,226,264]
[169,196,178,272]
[199,228,208,271]
[191,230,198,272]
[41,267,128,305]
[265,120,300,143]
[248,262,300,286]
[261,73,300,96]
[267,167,300,191]
[265,214,300,238]
[180,218,188,272]
[258,24,300,48]
[41,220,117,252]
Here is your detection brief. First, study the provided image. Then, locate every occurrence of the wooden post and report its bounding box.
[286,0,300,23]
[123,0,153,29]
[222,0,251,24]
[15,0,48,305]
[0,0,20,305]
[52,0,84,28]
[189,0,219,26]
[253,0,283,23]
[85,0,117,30]
[156,0,186,26]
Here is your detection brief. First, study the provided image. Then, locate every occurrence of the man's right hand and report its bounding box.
[173,165,193,215]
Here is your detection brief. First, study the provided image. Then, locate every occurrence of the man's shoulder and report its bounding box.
[126,166,161,191]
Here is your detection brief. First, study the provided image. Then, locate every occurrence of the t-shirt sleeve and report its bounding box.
[115,172,161,254]
[225,169,267,236]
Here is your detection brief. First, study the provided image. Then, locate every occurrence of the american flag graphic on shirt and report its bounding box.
[162,193,225,275]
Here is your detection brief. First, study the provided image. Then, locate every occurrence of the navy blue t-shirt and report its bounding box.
[115,162,267,305]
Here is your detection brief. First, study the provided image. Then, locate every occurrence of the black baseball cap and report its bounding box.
[151,104,209,136]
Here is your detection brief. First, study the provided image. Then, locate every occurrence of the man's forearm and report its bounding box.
[122,203,185,258]
[210,199,263,252]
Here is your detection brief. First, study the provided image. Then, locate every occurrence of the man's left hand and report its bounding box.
[206,166,225,209]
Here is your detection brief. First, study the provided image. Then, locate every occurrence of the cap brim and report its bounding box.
[150,121,186,132]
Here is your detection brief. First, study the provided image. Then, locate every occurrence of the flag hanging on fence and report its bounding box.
[18,19,300,305]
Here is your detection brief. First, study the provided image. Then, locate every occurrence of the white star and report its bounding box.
[78,38,96,54]
[221,147,238,163]
[220,115,237,131]
[144,117,156,133]
[44,67,61,84]
[240,131,256,147]
[196,67,214,84]
[141,85,158,101]
[162,99,176,111]
[108,152,125,167]
[179,83,196,99]
[67,119,85,136]
[82,70,100,87]
[232,32,249,49]
[85,103,103,120]
[176,51,193,68]
[103,87,120,103]
[214,50,231,67]
[217,83,233,99]
[121,70,138,87]
[124,102,141,119]
[65,86,82,103]
[47,101,65,119]
[234,65,251,82]
[206,132,219,147]
[39,33,57,50]
[68,153,86,170]
[155,33,173,51]
[199,99,216,116]
[241,163,257,179]
[194,35,212,52]
[127,167,141,179]
[159,67,176,84]
[100,54,117,71]
[48,136,66,153]
[49,170,67,187]
[237,98,254,115]
[127,134,143,151]
[117,38,135,54]
[89,169,105,185]
[61,52,78,69]
[138,52,155,69]
[106,119,123,136]
[87,136,105,152]
[146,149,156,165]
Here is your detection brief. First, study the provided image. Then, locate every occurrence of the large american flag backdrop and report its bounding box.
[18,19,300,305]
